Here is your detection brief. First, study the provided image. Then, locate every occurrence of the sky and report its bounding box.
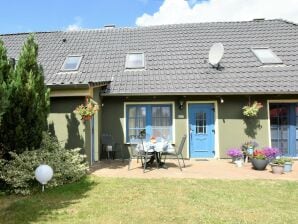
[0,0,297,34]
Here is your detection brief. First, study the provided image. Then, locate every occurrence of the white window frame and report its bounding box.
[61,55,83,71]
[123,102,175,144]
[125,53,145,69]
[251,48,282,64]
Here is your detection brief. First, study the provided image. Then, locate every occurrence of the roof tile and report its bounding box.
[1,19,298,94]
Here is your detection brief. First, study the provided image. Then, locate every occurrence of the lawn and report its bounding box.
[1,176,298,224]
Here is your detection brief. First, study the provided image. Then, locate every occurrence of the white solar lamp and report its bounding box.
[35,164,54,192]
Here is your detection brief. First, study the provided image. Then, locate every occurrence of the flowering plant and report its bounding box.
[252,147,280,160]
[252,149,267,160]
[74,101,99,120]
[262,147,280,160]
[242,101,263,117]
[150,136,157,144]
[227,148,243,158]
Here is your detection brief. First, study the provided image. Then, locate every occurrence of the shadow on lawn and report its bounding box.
[0,177,96,224]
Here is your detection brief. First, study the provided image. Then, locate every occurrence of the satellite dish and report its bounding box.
[208,43,224,67]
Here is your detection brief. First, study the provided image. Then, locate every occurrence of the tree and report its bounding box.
[0,39,10,127]
[0,35,50,158]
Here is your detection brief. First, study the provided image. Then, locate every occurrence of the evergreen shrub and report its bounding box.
[0,133,88,195]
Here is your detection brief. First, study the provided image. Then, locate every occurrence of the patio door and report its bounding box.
[188,103,215,158]
[270,103,298,156]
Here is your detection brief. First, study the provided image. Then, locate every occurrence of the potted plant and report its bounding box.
[226,148,243,163]
[242,140,258,162]
[262,147,280,162]
[251,149,269,170]
[74,100,99,121]
[242,101,263,117]
[270,158,285,174]
[283,157,294,172]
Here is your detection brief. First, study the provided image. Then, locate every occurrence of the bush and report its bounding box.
[0,158,6,191]
[0,133,88,195]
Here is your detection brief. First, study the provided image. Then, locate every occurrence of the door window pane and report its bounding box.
[195,112,206,134]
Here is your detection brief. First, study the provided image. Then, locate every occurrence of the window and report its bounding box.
[251,48,282,64]
[61,55,82,71]
[125,53,145,69]
[195,112,207,134]
[127,106,147,138]
[126,104,172,142]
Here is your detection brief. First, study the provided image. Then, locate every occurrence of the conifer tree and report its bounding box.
[0,35,50,158]
[0,39,10,127]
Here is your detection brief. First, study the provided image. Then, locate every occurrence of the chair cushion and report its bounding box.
[106,145,113,151]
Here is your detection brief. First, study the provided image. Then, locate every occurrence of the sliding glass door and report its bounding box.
[270,103,297,156]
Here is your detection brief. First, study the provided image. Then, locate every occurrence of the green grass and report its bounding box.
[1,176,298,224]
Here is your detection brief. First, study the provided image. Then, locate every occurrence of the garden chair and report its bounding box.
[161,134,186,171]
[101,133,124,161]
[128,135,155,173]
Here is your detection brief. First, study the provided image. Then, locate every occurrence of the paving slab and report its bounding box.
[91,159,298,180]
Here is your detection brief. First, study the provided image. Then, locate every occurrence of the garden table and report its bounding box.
[136,141,175,168]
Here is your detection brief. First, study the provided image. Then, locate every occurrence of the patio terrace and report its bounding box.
[91,159,298,180]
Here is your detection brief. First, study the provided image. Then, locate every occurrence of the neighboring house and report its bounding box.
[1,19,298,164]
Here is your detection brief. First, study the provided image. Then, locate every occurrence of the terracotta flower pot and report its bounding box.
[251,158,268,170]
[82,115,92,121]
[270,164,284,174]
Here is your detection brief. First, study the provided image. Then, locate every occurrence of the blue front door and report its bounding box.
[189,103,215,158]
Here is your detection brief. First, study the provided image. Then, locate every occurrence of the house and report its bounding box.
[1,19,298,164]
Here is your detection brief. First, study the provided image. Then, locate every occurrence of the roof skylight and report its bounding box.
[251,48,282,64]
[125,53,145,69]
[61,55,82,71]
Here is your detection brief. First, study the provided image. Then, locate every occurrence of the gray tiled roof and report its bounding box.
[1,19,298,95]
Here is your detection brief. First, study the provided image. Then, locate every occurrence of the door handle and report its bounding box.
[212,129,215,134]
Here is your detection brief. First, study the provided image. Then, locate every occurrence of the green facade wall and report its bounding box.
[217,96,269,158]
[51,94,297,160]
[101,95,294,159]
[48,97,89,160]
[48,88,102,165]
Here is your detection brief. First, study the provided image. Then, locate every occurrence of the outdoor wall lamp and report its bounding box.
[219,97,224,104]
[178,100,184,110]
